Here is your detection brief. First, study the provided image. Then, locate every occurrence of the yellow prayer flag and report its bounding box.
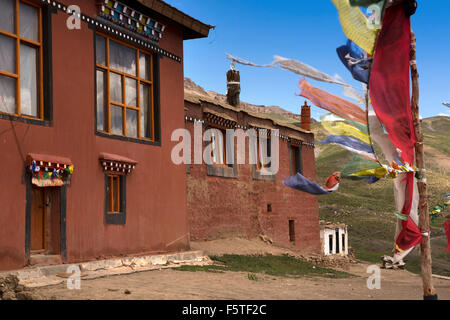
[331,0,379,55]
[322,120,371,145]
[352,166,387,178]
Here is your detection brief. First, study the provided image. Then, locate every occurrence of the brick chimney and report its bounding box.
[301,101,311,131]
[226,68,240,107]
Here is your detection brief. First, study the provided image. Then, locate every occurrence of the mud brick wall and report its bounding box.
[185,101,321,254]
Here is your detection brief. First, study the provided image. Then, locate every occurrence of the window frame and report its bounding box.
[104,173,126,225]
[252,129,274,181]
[95,32,158,143]
[208,126,232,167]
[0,0,44,120]
[289,143,303,176]
[204,123,237,179]
[256,131,271,172]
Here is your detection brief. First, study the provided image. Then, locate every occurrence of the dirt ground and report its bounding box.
[31,238,450,300]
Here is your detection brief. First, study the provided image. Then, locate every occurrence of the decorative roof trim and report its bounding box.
[184,115,315,147]
[184,90,311,134]
[137,0,214,40]
[98,0,166,43]
[38,0,181,62]
[26,153,73,167]
[99,152,137,175]
[204,112,237,129]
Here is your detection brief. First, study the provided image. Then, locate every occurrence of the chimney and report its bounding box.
[301,101,311,131]
[226,67,240,107]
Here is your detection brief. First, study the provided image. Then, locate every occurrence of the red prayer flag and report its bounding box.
[369,4,416,165]
[395,173,422,253]
[444,219,450,252]
[324,172,340,190]
[298,79,367,124]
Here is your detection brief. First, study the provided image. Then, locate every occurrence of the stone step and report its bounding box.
[1,250,210,288]
[29,254,62,266]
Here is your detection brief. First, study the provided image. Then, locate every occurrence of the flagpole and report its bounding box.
[410,30,437,300]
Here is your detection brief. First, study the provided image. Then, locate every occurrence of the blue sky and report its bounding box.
[166,0,450,119]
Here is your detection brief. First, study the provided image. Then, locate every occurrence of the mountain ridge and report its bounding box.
[184,77,305,123]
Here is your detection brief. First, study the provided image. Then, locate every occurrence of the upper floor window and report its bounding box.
[209,127,232,166]
[95,34,156,141]
[0,0,43,119]
[256,132,271,172]
[290,144,302,175]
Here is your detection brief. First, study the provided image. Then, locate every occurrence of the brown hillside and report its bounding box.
[184,77,315,124]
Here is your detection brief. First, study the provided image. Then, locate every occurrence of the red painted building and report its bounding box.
[184,74,321,253]
[0,0,211,271]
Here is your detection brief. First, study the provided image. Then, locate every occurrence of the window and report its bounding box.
[328,234,333,254]
[105,174,126,225]
[256,132,271,171]
[290,144,302,175]
[335,229,340,254]
[205,125,237,178]
[209,127,231,166]
[107,175,121,214]
[252,129,274,181]
[289,220,295,244]
[0,0,43,119]
[96,34,155,141]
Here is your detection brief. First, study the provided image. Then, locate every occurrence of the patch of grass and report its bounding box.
[175,265,225,273]
[247,273,258,281]
[175,254,354,279]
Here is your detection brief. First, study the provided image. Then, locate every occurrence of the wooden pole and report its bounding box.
[410,30,437,299]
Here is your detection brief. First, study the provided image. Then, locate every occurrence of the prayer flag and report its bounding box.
[369,4,416,165]
[298,79,367,124]
[331,0,379,55]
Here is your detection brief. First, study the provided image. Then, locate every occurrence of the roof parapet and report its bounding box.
[137,0,214,39]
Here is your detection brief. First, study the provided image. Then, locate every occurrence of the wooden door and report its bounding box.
[30,186,46,252]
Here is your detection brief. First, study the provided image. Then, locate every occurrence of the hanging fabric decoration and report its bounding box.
[341,154,383,181]
[272,55,346,85]
[444,219,450,252]
[367,4,422,264]
[321,113,371,145]
[283,172,340,195]
[334,74,365,104]
[226,54,345,85]
[368,90,421,264]
[324,172,341,191]
[226,54,364,103]
[367,105,401,165]
[342,84,365,104]
[320,135,377,161]
[393,172,422,258]
[429,194,450,222]
[336,40,371,84]
[29,160,74,187]
[331,0,379,55]
[369,4,416,166]
[344,166,388,179]
[298,79,367,124]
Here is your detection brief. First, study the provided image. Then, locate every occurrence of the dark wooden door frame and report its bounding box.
[25,177,67,264]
